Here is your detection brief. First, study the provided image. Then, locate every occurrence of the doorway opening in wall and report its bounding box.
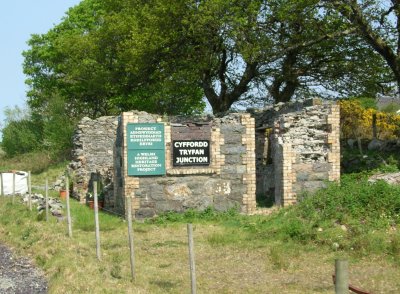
[256,193,275,208]
[255,128,275,208]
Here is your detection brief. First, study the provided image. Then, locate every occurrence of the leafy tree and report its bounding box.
[1,106,43,157]
[23,0,391,116]
[23,0,204,117]
[41,94,76,159]
[324,0,400,93]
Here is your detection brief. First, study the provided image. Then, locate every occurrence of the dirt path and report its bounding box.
[0,243,47,294]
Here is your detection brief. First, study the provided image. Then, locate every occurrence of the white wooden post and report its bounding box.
[187,224,196,294]
[127,196,136,281]
[335,259,349,294]
[28,171,32,211]
[93,181,101,261]
[45,178,49,222]
[66,177,72,237]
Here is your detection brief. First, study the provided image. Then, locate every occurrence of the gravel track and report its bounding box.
[0,243,47,294]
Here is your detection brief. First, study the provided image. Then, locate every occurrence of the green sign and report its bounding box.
[127,123,164,149]
[126,123,165,176]
[127,150,165,176]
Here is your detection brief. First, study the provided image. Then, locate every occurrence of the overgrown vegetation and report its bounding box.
[0,150,400,292]
[148,174,400,259]
[1,169,400,292]
[340,99,400,141]
[0,149,65,175]
[341,148,400,174]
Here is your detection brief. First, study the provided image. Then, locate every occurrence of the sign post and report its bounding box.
[173,140,210,167]
[126,123,165,176]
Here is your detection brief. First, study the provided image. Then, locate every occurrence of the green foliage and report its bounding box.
[2,120,42,156]
[149,206,240,224]
[1,106,43,157]
[1,93,76,160]
[353,96,378,110]
[41,94,75,159]
[325,0,400,93]
[22,0,390,118]
[150,173,400,259]
[381,103,400,114]
[341,148,400,174]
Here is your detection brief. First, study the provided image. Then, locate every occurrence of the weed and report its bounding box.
[206,231,240,246]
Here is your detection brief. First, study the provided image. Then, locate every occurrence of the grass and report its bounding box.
[341,147,400,174]
[1,173,400,293]
[0,150,68,190]
[0,150,400,292]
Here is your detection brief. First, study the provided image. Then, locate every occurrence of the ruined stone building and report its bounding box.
[69,99,340,217]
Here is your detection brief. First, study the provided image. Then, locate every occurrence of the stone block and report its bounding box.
[135,208,156,219]
[220,124,246,134]
[155,200,183,212]
[204,179,232,196]
[303,181,327,193]
[220,145,246,155]
[213,196,239,211]
[296,172,309,182]
[164,183,192,200]
[313,163,330,172]
[224,154,242,165]
[223,133,242,144]
[309,172,329,181]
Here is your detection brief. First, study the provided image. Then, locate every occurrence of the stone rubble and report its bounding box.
[21,193,64,220]
[368,172,400,185]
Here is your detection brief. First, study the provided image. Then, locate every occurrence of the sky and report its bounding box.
[0,0,81,134]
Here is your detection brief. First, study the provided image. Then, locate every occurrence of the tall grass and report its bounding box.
[1,156,400,292]
[0,150,59,174]
[148,174,400,260]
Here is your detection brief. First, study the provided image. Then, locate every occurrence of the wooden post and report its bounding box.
[93,181,101,261]
[357,137,363,155]
[12,172,15,204]
[127,196,135,281]
[66,177,72,238]
[28,171,32,211]
[0,173,4,197]
[372,113,377,139]
[187,223,197,294]
[45,178,49,222]
[335,259,349,294]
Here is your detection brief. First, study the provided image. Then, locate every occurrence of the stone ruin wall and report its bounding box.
[69,99,340,216]
[69,116,119,206]
[70,112,256,217]
[115,111,256,218]
[253,99,340,206]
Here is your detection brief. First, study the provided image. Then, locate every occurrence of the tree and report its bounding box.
[324,0,400,93]
[1,106,43,157]
[23,0,391,116]
[23,0,204,118]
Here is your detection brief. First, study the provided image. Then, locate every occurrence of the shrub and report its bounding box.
[340,99,400,140]
[1,119,43,157]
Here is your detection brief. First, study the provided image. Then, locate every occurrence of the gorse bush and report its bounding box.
[340,99,400,140]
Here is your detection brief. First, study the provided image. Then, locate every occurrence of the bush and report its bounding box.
[340,99,400,140]
[2,119,43,157]
[41,95,75,159]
